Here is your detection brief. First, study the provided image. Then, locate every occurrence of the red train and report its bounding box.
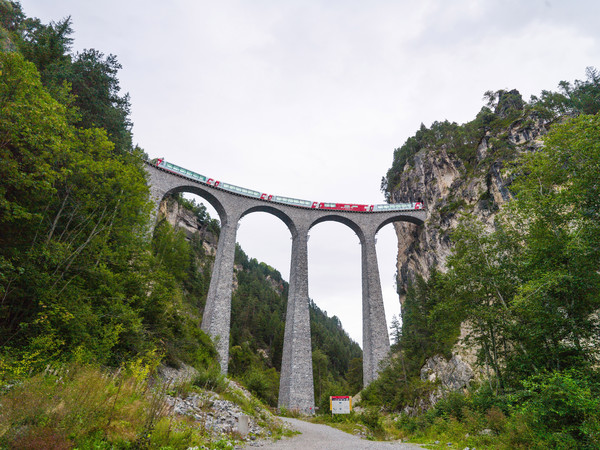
[153,158,424,212]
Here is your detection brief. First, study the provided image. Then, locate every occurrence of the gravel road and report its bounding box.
[254,417,424,449]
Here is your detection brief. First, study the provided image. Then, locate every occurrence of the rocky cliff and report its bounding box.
[389,96,550,303]
[385,91,551,390]
[159,196,219,255]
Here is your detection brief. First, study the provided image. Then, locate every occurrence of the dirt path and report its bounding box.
[253,417,424,449]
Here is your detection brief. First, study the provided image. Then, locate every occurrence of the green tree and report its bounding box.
[532,66,600,116]
[0,0,24,33]
[389,315,402,347]
[347,356,363,394]
[17,15,73,81]
[505,114,600,374]
[67,49,133,153]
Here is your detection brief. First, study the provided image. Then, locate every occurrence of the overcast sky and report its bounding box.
[21,0,600,347]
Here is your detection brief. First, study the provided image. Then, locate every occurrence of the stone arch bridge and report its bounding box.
[145,162,425,413]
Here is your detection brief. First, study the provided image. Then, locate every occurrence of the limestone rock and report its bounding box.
[159,196,218,248]
[389,109,549,409]
[390,117,549,302]
[420,354,473,391]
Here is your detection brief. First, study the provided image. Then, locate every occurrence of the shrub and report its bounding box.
[192,365,227,393]
[360,408,385,436]
[242,367,279,407]
[511,370,600,447]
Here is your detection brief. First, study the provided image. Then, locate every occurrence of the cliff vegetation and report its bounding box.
[362,70,600,448]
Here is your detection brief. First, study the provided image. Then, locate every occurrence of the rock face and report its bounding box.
[406,353,475,413]
[387,95,551,394]
[391,118,548,302]
[420,354,473,390]
[159,196,218,252]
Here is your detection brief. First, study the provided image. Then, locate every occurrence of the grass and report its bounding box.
[0,362,290,449]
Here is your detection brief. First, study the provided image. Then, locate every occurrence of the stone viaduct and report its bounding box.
[145,162,425,413]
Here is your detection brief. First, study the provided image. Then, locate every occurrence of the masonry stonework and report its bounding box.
[144,162,425,412]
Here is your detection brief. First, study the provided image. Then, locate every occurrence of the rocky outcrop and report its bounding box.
[158,364,285,443]
[166,390,275,440]
[420,354,473,391]
[159,196,218,252]
[391,117,548,301]
[388,94,551,401]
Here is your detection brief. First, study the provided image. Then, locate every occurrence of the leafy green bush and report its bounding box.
[360,408,385,436]
[510,370,600,447]
[242,367,279,407]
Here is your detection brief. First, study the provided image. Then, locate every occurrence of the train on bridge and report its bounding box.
[153,158,424,213]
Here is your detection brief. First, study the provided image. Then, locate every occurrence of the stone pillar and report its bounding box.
[201,213,240,374]
[143,163,168,227]
[147,184,165,227]
[278,226,315,414]
[361,231,390,385]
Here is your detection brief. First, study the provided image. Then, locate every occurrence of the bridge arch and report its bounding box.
[373,213,424,235]
[144,161,426,414]
[308,214,365,244]
[240,204,297,237]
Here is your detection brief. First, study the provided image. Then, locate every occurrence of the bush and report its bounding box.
[360,408,385,437]
[510,370,600,447]
[192,365,227,393]
[242,367,279,407]
[433,391,472,420]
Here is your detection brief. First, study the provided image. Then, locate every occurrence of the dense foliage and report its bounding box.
[368,75,600,447]
[2,1,133,153]
[0,34,217,381]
